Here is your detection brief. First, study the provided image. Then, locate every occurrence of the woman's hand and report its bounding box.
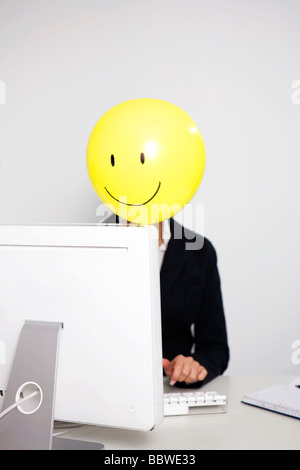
[163,355,208,385]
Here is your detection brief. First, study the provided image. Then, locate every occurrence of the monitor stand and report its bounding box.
[0,321,103,450]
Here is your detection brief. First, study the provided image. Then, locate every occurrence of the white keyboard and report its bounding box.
[164,391,227,416]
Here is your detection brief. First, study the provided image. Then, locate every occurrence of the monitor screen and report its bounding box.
[0,224,164,433]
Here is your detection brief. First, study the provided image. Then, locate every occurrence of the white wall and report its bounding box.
[1,0,299,375]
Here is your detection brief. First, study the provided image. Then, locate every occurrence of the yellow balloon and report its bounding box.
[86,98,205,224]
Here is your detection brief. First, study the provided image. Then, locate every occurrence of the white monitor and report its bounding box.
[0,224,164,436]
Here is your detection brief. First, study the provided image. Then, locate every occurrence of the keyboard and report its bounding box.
[164,391,227,416]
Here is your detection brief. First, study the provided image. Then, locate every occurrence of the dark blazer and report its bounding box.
[160,219,229,387]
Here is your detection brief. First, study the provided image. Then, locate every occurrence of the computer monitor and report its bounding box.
[0,224,164,446]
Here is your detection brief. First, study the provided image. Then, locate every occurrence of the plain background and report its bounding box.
[0,0,299,376]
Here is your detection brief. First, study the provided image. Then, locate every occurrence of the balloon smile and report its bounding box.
[105,181,161,206]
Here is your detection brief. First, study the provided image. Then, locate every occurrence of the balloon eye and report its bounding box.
[111,155,115,167]
[140,153,145,164]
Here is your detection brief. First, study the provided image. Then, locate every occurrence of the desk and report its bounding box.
[56,376,300,450]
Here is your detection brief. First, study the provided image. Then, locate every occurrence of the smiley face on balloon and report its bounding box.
[86,98,206,225]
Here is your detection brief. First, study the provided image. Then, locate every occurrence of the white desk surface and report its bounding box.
[56,375,300,450]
